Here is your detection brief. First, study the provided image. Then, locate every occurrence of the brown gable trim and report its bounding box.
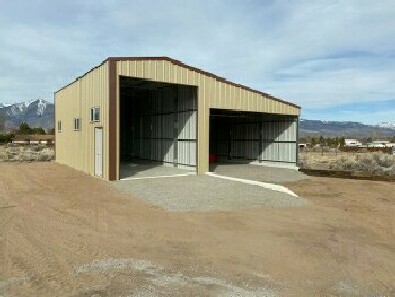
[108,59,117,181]
[106,57,300,109]
[54,60,108,94]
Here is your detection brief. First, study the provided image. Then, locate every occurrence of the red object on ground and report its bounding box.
[209,153,217,163]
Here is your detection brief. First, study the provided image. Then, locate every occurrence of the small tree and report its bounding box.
[334,137,340,146]
[18,122,31,135]
[319,135,324,145]
[339,137,345,147]
[326,137,332,146]
[0,133,14,144]
[0,110,5,133]
[31,127,46,135]
[310,137,317,146]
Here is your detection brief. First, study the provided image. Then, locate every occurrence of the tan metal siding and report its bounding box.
[55,62,110,179]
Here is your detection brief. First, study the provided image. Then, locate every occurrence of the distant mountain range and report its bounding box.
[376,121,395,129]
[300,119,395,137]
[0,100,394,138]
[0,99,54,132]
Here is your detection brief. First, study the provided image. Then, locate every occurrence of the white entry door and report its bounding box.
[94,128,103,177]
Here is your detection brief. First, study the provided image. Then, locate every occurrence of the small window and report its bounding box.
[74,118,82,131]
[57,120,62,132]
[90,107,100,122]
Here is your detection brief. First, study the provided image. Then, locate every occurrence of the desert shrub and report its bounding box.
[340,155,348,162]
[389,165,395,176]
[357,157,377,171]
[377,156,393,168]
[336,160,355,170]
[300,151,395,175]
[371,153,395,168]
[372,152,383,163]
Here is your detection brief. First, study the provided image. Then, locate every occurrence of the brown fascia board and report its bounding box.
[55,56,300,109]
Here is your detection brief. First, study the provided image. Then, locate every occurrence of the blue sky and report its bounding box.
[0,0,394,124]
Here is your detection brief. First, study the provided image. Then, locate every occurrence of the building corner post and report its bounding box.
[108,59,118,181]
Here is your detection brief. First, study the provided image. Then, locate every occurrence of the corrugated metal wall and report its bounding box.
[55,62,110,179]
[177,85,197,168]
[211,114,297,164]
[124,84,196,169]
[260,120,297,163]
[116,59,300,177]
[231,123,261,160]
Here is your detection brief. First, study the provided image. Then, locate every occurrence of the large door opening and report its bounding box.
[119,76,197,179]
[209,109,298,170]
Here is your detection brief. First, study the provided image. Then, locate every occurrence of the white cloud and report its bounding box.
[265,58,395,107]
[0,0,394,122]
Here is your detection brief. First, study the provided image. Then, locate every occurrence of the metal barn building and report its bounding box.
[55,57,300,181]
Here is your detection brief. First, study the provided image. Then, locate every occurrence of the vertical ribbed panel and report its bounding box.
[162,114,174,138]
[177,86,196,167]
[277,143,296,162]
[232,123,260,140]
[261,143,279,161]
[230,122,260,160]
[178,141,196,166]
[130,84,197,168]
[212,116,298,164]
[178,111,196,139]
[260,119,297,163]
[231,140,260,159]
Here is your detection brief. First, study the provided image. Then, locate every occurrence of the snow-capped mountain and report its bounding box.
[0,99,54,132]
[376,122,395,130]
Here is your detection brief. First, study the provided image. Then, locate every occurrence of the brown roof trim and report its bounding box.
[106,57,300,109]
[54,60,109,94]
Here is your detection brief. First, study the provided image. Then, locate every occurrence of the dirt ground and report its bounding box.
[0,162,394,296]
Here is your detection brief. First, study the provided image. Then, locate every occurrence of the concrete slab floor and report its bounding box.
[120,161,195,180]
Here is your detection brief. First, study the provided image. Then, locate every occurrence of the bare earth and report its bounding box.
[0,162,394,296]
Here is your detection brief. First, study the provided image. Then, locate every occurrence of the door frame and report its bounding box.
[94,127,103,177]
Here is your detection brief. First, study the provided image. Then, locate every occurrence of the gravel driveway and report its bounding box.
[112,175,307,212]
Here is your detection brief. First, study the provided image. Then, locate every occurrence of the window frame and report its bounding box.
[74,118,82,131]
[57,120,62,132]
[90,107,100,122]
